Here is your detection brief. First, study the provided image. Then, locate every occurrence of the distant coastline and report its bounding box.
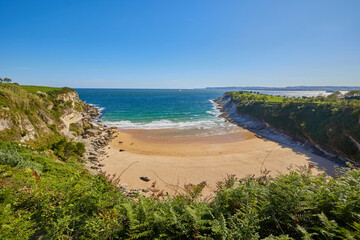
[203,86,360,91]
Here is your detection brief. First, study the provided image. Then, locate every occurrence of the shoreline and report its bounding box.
[214,95,351,167]
[79,102,340,196]
[95,128,338,196]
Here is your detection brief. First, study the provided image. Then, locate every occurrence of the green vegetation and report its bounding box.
[0,142,43,173]
[19,85,61,94]
[0,78,12,84]
[50,137,85,161]
[226,91,360,162]
[1,142,359,239]
[0,82,80,142]
[1,84,359,239]
[70,122,86,136]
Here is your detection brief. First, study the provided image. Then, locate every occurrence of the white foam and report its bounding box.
[102,119,233,130]
[206,111,218,116]
[100,98,237,135]
[88,103,105,114]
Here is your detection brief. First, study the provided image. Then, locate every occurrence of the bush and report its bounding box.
[0,143,43,173]
[50,138,85,161]
[0,141,359,239]
[1,141,360,239]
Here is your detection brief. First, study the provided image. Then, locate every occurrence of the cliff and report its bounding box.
[216,91,360,163]
[0,84,93,143]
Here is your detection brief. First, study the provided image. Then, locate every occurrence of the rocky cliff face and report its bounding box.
[0,85,93,142]
[57,91,81,106]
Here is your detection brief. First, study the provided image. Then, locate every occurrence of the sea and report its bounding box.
[75,89,332,137]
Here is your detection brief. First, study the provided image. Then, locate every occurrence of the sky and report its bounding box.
[0,0,359,88]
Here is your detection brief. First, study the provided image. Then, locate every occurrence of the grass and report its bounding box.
[20,85,62,94]
[227,91,325,103]
[231,91,285,102]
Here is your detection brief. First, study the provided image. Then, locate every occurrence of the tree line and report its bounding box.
[0,77,12,83]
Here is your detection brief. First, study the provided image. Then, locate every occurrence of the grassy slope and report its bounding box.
[0,83,78,144]
[20,85,62,94]
[226,91,360,162]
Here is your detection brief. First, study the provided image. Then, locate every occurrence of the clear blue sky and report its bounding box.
[1,0,359,88]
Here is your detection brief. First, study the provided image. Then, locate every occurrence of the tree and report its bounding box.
[3,78,12,83]
[345,90,360,100]
[0,77,12,83]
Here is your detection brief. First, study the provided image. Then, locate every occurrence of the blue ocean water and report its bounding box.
[75,89,232,131]
[75,89,328,134]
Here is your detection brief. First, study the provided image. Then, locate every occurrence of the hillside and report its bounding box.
[217,91,360,162]
[0,83,92,144]
[0,84,359,239]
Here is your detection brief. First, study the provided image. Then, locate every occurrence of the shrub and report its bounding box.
[0,143,43,173]
[1,142,359,240]
[50,138,85,161]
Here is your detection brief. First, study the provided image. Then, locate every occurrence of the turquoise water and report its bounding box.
[75,89,233,132]
[75,89,328,135]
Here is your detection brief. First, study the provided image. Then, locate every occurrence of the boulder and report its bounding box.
[85,129,98,137]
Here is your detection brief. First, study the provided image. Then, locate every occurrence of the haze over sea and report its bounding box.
[76,89,332,137]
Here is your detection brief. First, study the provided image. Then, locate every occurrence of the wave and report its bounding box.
[206,99,222,117]
[101,119,243,136]
[88,103,105,114]
[101,118,237,130]
[206,111,218,116]
[101,98,231,131]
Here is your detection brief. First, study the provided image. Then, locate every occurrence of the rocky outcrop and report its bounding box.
[60,109,84,138]
[37,110,54,125]
[57,91,81,107]
[0,86,93,142]
[19,118,36,142]
[0,119,12,131]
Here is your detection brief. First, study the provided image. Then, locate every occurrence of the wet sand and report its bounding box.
[99,128,338,196]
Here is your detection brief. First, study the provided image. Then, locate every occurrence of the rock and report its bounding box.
[120,184,129,190]
[0,119,12,131]
[140,177,150,182]
[85,129,98,137]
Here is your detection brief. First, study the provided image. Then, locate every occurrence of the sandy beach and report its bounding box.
[98,128,338,196]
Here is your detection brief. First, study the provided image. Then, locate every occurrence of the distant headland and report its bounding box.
[203,86,360,91]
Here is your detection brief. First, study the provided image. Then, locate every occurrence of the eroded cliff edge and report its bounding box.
[0,85,100,143]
